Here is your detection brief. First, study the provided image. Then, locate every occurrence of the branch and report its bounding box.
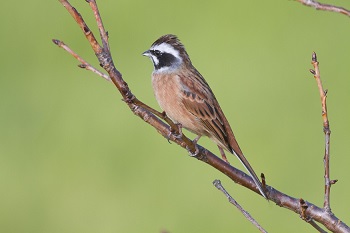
[53,1,350,232]
[309,52,336,213]
[52,39,110,81]
[296,0,350,17]
[213,180,267,233]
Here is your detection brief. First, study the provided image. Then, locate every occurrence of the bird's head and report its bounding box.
[142,34,191,73]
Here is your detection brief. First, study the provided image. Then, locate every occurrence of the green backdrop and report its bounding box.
[1,0,349,232]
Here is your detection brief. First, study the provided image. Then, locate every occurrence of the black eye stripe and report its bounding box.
[148,48,179,70]
[155,52,177,70]
[152,50,162,56]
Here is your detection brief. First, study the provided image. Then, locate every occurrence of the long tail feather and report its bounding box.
[232,150,267,199]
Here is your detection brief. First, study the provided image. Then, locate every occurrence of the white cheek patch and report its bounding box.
[150,56,159,66]
[151,43,181,60]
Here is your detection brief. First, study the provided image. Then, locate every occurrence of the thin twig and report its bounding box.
[86,0,110,53]
[54,1,350,232]
[59,0,100,53]
[213,180,267,233]
[296,0,350,17]
[300,199,328,233]
[52,39,110,81]
[309,220,329,233]
[310,52,333,213]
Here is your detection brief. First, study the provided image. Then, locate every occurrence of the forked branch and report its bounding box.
[53,1,349,232]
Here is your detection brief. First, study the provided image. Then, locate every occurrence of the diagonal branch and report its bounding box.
[54,1,350,232]
[86,0,110,53]
[296,0,350,17]
[213,180,267,233]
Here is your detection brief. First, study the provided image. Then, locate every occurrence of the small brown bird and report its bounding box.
[143,34,266,198]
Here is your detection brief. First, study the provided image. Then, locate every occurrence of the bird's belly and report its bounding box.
[152,73,205,136]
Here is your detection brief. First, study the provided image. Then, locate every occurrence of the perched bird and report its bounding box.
[142,34,266,198]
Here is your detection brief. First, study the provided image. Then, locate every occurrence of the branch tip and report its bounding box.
[213,179,221,187]
[52,39,60,45]
[312,52,317,62]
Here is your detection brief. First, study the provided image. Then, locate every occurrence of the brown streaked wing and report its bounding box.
[179,71,230,151]
[178,68,266,198]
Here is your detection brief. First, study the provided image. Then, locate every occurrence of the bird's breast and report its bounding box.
[152,73,182,120]
[152,72,203,135]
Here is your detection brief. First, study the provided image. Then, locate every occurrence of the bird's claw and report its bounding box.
[166,123,183,143]
[186,144,199,157]
[186,135,201,156]
[169,130,182,139]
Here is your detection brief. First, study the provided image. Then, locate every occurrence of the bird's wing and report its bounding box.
[179,72,230,150]
[179,71,267,198]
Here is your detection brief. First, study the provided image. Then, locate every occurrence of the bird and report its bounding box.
[142,34,267,199]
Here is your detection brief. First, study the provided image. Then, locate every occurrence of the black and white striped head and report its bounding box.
[142,34,191,73]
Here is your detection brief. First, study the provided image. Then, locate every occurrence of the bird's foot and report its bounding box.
[186,144,199,157]
[167,123,183,143]
[186,135,201,157]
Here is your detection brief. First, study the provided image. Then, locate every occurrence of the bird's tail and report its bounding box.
[232,150,267,199]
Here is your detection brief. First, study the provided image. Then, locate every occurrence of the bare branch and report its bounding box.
[58,0,101,53]
[86,0,110,53]
[310,52,333,213]
[52,39,110,81]
[213,180,267,233]
[296,0,350,17]
[54,1,350,232]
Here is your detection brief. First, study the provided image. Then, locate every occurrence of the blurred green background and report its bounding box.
[1,0,349,232]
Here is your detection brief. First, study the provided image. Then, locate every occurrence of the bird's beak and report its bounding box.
[142,50,151,57]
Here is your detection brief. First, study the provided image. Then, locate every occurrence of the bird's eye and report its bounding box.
[153,50,161,56]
